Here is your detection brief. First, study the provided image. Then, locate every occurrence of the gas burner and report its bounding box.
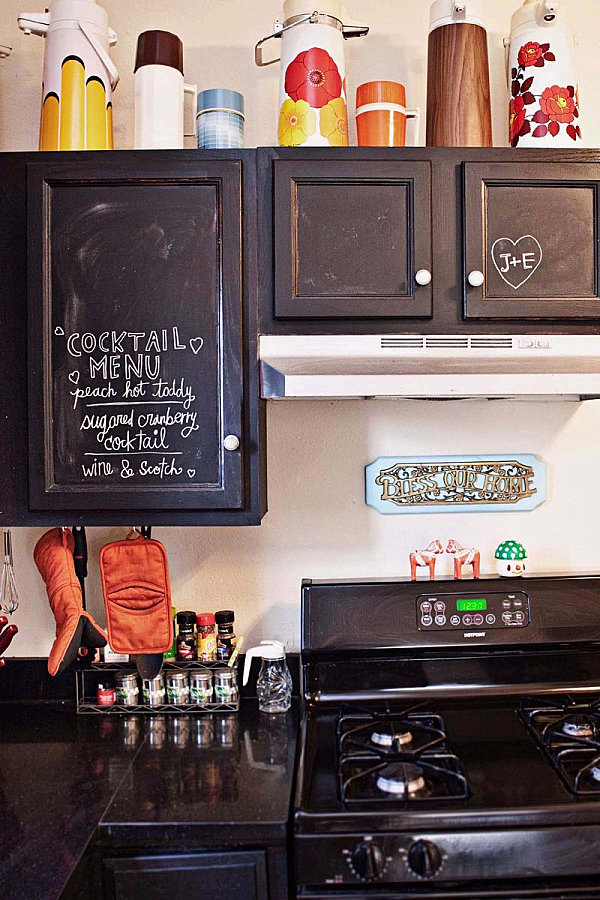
[371,726,413,748]
[376,763,426,796]
[520,695,600,796]
[337,707,447,757]
[562,717,595,739]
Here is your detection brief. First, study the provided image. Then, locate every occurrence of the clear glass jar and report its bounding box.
[256,657,293,714]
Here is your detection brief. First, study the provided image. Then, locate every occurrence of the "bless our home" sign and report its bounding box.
[365,454,546,515]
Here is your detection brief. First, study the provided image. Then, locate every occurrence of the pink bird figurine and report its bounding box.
[446,539,481,580]
[410,540,444,581]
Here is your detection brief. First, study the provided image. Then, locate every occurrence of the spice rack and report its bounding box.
[75,660,239,715]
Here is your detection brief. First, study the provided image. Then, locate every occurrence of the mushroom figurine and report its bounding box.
[494,540,527,577]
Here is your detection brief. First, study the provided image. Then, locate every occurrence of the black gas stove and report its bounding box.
[294,574,600,898]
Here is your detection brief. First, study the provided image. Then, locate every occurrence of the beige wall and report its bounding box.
[1,0,599,658]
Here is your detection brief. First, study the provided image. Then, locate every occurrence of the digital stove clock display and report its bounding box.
[456,598,487,612]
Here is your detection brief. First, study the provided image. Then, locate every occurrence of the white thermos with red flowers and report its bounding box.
[506,0,581,147]
[255,1,368,147]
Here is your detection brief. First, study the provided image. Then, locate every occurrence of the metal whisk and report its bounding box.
[0,529,19,614]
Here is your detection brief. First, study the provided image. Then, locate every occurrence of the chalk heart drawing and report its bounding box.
[491,235,543,290]
[68,371,80,385]
[187,469,196,479]
[189,337,204,355]
[54,326,65,337]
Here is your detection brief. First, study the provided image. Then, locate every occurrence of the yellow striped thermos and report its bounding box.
[18,0,119,151]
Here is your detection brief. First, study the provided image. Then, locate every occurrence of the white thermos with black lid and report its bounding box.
[134,29,196,149]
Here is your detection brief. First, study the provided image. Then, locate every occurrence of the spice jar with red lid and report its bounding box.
[196,613,217,662]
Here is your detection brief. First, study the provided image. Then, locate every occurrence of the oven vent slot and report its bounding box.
[425,337,470,349]
[469,337,514,349]
[380,337,425,349]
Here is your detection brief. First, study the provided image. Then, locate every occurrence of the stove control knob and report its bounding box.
[351,841,385,881]
[407,840,443,878]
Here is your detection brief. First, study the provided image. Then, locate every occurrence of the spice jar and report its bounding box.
[176,610,197,660]
[214,667,238,705]
[165,670,190,704]
[115,672,139,706]
[142,674,166,707]
[190,670,213,705]
[96,683,117,706]
[196,613,217,662]
[215,610,237,662]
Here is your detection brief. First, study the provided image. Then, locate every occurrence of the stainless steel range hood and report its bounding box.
[260,334,600,400]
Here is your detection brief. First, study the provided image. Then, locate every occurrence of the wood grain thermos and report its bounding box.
[426,0,492,147]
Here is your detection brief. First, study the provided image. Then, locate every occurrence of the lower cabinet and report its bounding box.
[102,850,269,900]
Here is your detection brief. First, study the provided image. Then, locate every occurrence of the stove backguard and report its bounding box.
[301,575,600,702]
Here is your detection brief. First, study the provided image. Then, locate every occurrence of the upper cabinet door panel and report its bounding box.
[27,160,244,511]
[463,162,600,319]
[273,159,432,319]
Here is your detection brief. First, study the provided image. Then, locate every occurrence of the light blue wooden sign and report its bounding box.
[365,454,546,515]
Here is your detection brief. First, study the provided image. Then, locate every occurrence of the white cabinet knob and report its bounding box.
[415,269,432,286]
[467,270,485,287]
[224,434,240,451]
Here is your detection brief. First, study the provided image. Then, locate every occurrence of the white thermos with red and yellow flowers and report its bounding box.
[506,0,581,147]
[255,1,368,147]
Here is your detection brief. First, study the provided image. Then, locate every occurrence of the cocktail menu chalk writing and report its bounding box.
[55,325,206,483]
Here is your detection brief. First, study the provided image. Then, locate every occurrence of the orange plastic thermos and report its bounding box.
[356,81,420,146]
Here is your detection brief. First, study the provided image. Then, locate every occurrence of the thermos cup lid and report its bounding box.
[283,0,343,22]
[134,30,183,74]
[356,81,407,108]
[196,88,245,116]
[429,0,487,32]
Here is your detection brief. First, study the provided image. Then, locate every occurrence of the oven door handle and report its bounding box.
[310,680,600,703]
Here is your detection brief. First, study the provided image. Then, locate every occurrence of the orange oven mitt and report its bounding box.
[99,531,173,655]
[34,528,107,676]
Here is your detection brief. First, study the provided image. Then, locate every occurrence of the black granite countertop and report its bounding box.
[0,701,299,900]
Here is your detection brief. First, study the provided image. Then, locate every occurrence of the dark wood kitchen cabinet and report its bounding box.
[258,147,600,336]
[271,157,432,320]
[463,161,600,320]
[0,151,266,526]
[102,851,269,900]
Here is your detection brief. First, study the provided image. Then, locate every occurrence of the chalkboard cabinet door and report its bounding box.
[273,159,432,319]
[102,851,268,900]
[27,158,252,514]
[463,162,600,319]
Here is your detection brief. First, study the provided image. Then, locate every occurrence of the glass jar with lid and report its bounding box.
[176,610,197,660]
[196,613,217,662]
[215,610,236,662]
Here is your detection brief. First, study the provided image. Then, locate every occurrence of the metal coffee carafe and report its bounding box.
[255,1,368,147]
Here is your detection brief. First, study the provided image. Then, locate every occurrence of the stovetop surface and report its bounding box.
[296,697,600,833]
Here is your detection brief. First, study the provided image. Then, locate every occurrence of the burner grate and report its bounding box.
[336,704,468,806]
[520,695,600,797]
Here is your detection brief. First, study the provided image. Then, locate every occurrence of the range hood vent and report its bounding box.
[260,334,600,401]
